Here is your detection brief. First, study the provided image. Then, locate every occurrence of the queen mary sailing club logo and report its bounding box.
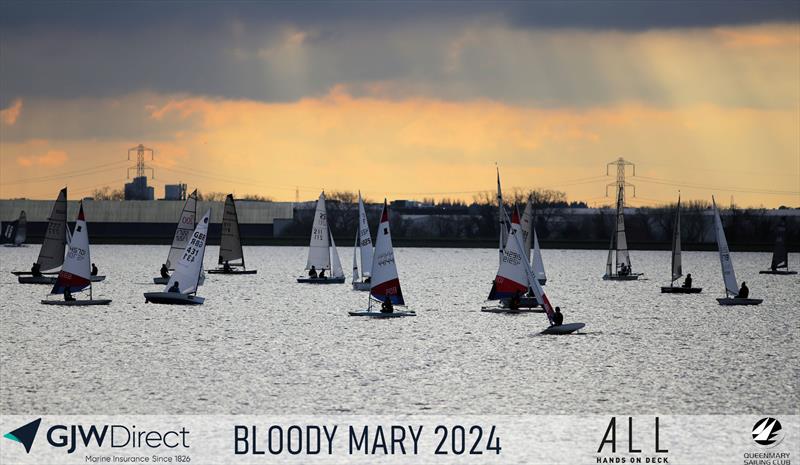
[4,418,42,453]
[752,418,784,447]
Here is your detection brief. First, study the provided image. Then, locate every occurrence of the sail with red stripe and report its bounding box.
[488,206,529,300]
[51,202,91,294]
[369,201,404,305]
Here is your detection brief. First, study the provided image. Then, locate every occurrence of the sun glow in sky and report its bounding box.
[1,2,798,207]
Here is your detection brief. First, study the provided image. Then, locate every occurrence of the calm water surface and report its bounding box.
[1,246,797,415]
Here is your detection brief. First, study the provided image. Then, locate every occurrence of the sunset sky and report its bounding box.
[1,1,798,207]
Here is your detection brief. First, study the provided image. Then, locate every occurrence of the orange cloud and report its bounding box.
[17,150,68,168]
[1,99,23,125]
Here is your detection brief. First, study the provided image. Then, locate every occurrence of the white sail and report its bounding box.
[166,210,211,294]
[532,227,546,282]
[330,231,345,279]
[488,207,529,300]
[670,196,683,283]
[37,187,68,272]
[370,201,404,305]
[51,202,91,294]
[166,190,197,270]
[712,197,739,296]
[352,230,360,281]
[496,168,508,262]
[14,211,26,245]
[218,194,245,266]
[520,198,534,260]
[357,192,374,276]
[605,185,632,276]
[306,192,331,270]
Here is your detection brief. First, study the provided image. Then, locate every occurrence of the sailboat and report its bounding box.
[352,192,374,291]
[602,184,642,280]
[759,221,796,275]
[350,200,414,317]
[41,202,111,305]
[661,195,702,293]
[154,189,197,284]
[483,206,543,313]
[209,194,256,274]
[16,188,69,283]
[144,210,211,305]
[712,197,762,306]
[297,192,345,284]
[2,210,27,247]
[520,198,547,285]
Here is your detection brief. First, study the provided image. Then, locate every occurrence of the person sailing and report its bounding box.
[223,261,232,272]
[160,264,170,279]
[619,263,630,276]
[91,263,98,276]
[381,293,394,313]
[31,262,42,277]
[508,289,522,310]
[319,269,326,279]
[682,273,692,288]
[64,287,75,302]
[735,281,749,299]
[308,265,318,278]
[168,281,181,293]
[552,307,564,326]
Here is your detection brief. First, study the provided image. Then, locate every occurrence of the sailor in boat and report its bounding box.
[735,282,749,299]
[509,290,522,310]
[160,264,170,279]
[64,288,75,302]
[223,261,232,272]
[31,262,42,277]
[619,263,630,276]
[319,269,326,279]
[552,307,564,326]
[308,266,318,278]
[771,262,778,272]
[682,273,693,289]
[381,296,394,314]
[91,263,98,276]
[168,281,181,293]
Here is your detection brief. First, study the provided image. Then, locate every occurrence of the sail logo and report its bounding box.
[4,418,42,453]
[752,418,784,447]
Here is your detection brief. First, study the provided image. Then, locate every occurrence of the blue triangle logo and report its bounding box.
[4,418,41,453]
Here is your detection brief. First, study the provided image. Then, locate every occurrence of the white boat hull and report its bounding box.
[540,322,585,335]
[297,276,346,284]
[717,298,763,306]
[19,275,106,285]
[144,292,205,305]
[348,311,415,318]
[41,299,112,306]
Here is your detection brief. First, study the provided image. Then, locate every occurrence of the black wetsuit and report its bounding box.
[553,312,564,326]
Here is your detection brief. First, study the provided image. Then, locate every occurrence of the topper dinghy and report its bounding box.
[349,201,415,317]
[351,191,374,291]
[208,194,257,274]
[712,197,762,305]
[153,190,197,284]
[602,183,642,280]
[14,188,67,279]
[298,192,346,283]
[144,210,211,305]
[3,210,27,247]
[759,221,796,275]
[661,195,702,293]
[41,202,111,305]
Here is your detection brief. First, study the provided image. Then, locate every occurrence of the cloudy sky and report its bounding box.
[1,1,798,206]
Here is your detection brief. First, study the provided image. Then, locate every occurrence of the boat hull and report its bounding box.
[603,274,642,281]
[11,271,58,276]
[144,292,205,305]
[153,277,170,285]
[717,298,763,306]
[207,269,257,275]
[481,307,544,314]
[758,270,797,275]
[19,275,106,285]
[540,322,585,335]
[660,286,703,294]
[352,281,371,291]
[41,299,112,306]
[498,296,540,308]
[348,311,415,318]
[297,277,346,284]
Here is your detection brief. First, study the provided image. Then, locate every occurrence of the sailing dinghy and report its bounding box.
[3,210,27,247]
[154,190,197,284]
[352,192,374,291]
[661,195,702,293]
[483,207,543,313]
[520,198,547,285]
[602,184,642,280]
[349,201,415,317]
[712,197,762,306]
[208,194,256,275]
[144,210,211,305]
[297,192,346,284]
[41,202,111,306]
[17,188,71,283]
[759,221,796,275]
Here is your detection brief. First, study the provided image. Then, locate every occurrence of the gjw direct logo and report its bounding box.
[4,418,42,453]
[752,418,784,447]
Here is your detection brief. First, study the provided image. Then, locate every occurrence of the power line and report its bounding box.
[0,160,128,186]
[635,175,799,196]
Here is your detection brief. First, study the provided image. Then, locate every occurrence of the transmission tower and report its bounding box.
[127,144,155,180]
[605,157,636,203]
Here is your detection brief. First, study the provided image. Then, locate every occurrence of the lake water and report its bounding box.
[1,246,797,415]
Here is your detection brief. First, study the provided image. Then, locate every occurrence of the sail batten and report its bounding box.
[166,190,197,270]
[37,188,68,272]
[218,194,245,267]
[306,192,331,270]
